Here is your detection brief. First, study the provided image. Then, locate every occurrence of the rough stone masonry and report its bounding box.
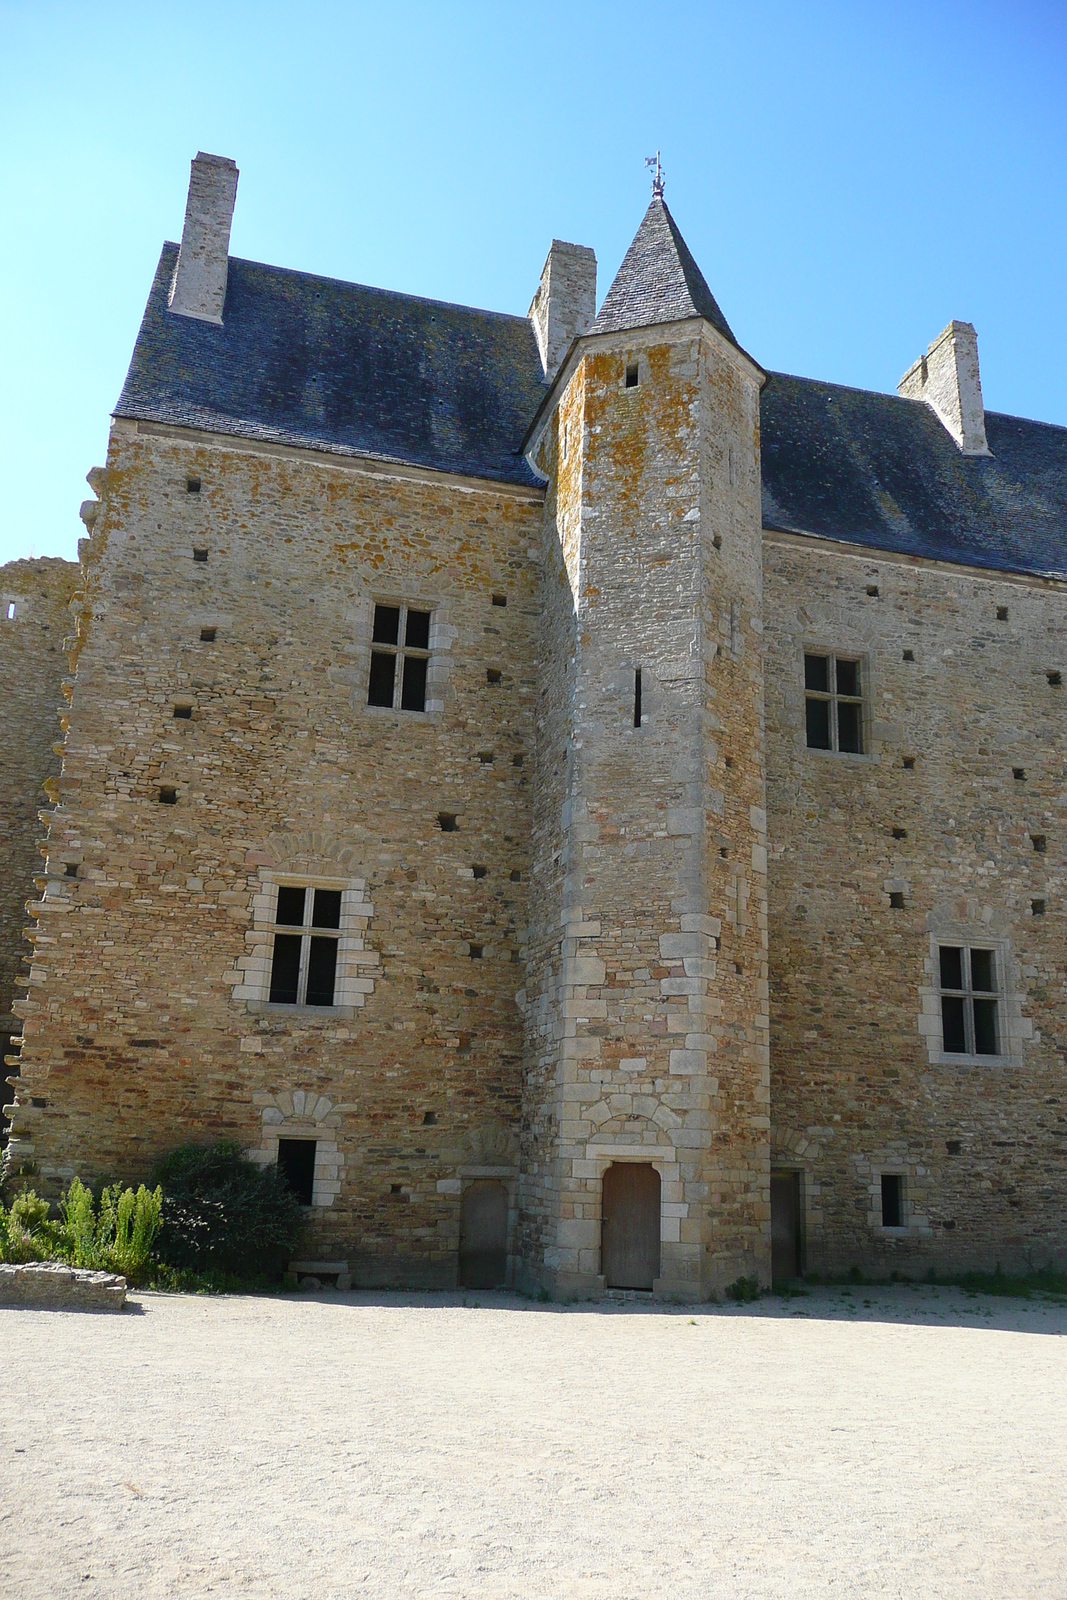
[4,151,1067,1295]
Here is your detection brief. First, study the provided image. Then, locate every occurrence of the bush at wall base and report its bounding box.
[152,1141,304,1278]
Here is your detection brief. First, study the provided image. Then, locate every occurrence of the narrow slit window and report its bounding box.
[625,361,639,388]
[633,668,642,728]
[937,944,1000,1056]
[881,1174,903,1228]
[5,602,14,620]
[267,883,343,1008]
[804,652,865,754]
[368,602,431,713]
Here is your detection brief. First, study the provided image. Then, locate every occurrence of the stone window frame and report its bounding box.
[801,645,870,758]
[231,872,377,1020]
[249,1089,344,1209]
[918,924,1030,1069]
[359,594,455,719]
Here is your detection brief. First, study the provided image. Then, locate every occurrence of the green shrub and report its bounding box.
[725,1273,762,1303]
[0,1189,60,1263]
[152,1141,304,1278]
[59,1177,162,1282]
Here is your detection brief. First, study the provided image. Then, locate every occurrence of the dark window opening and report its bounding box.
[369,602,431,712]
[64,862,78,877]
[277,1138,316,1206]
[634,668,642,728]
[487,668,502,685]
[892,827,907,840]
[193,548,208,563]
[423,1110,437,1125]
[1013,768,1026,781]
[804,652,864,754]
[478,751,494,765]
[509,869,521,882]
[1032,898,1047,916]
[186,475,201,493]
[889,892,905,909]
[712,535,722,550]
[469,943,483,959]
[158,786,177,804]
[492,594,507,607]
[625,361,639,388]
[1032,835,1047,853]
[903,649,915,661]
[945,1140,961,1155]
[173,705,192,719]
[512,753,523,767]
[1048,671,1062,686]
[438,813,458,832]
[939,943,999,1056]
[996,606,1009,621]
[866,584,879,597]
[200,627,216,642]
[472,865,487,879]
[268,883,342,1008]
[881,1173,903,1228]
[903,756,915,770]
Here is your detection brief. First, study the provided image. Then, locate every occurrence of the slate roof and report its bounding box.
[115,236,1067,582]
[761,372,1067,579]
[591,195,741,352]
[114,244,546,488]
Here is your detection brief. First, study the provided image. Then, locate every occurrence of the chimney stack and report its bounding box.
[168,152,239,325]
[897,320,991,455]
[528,240,597,381]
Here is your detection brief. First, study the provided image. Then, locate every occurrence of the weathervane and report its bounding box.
[645,151,665,197]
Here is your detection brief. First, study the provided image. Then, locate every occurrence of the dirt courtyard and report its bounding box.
[2,1285,1066,1599]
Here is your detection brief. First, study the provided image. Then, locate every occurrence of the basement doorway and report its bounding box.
[601,1162,660,1290]
[458,1180,508,1288]
[771,1169,803,1285]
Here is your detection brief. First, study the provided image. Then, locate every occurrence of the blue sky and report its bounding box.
[1,0,1065,565]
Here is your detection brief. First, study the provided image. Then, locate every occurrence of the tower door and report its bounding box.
[771,1169,802,1285]
[601,1162,660,1290]
[458,1180,508,1288]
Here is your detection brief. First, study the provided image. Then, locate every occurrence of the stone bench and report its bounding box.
[289,1259,351,1290]
[0,1262,127,1311]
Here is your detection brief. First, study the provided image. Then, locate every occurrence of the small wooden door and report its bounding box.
[771,1169,802,1285]
[602,1163,660,1290]
[458,1180,508,1288]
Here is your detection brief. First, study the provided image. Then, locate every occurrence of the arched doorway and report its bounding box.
[458,1180,508,1288]
[601,1162,660,1289]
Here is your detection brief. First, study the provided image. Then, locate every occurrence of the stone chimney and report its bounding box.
[168,152,240,325]
[528,240,597,382]
[897,320,991,455]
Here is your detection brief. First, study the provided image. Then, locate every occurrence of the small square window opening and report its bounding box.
[804,652,865,754]
[491,594,507,607]
[902,649,915,662]
[186,475,201,494]
[889,891,905,909]
[937,943,1000,1056]
[996,606,1009,621]
[486,668,502,685]
[1013,768,1026,781]
[1048,671,1062,686]
[1031,835,1047,853]
[1032,898,1047,916]
[193,548,208,563]
[173,705,192,720]
[200,627,216,642]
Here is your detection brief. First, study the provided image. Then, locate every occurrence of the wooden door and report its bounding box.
[458,1180,508,1288]
[771,1169,801,1285]
[601,1162,660,1289]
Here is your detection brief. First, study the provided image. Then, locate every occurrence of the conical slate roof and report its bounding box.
[592,195,739,349]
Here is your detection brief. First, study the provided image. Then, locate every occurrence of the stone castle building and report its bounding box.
[5,152,1067,1295]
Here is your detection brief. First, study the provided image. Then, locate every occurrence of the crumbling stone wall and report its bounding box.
[765,532,1067,1274]
[8,421,540,1285]
[0,557,79,1135]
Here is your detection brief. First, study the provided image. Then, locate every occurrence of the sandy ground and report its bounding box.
[2,1285,1066,1599]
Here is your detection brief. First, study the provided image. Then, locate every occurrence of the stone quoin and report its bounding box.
[4,151,1067,1295]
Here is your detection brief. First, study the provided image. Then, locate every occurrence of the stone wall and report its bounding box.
[0,557,79,1136]
[765,531,1067,1274]
[8,421,541,1285]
